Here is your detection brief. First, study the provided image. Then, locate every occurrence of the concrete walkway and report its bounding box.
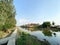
[7,28,17,45]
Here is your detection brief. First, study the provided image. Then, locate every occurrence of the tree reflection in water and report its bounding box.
[42,30,52,36]
[53,33,56,37]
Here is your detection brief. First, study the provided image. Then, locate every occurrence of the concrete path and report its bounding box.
[7,28,17,45]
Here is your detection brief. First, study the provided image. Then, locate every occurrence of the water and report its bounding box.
[20,28,60,45]
[30,30,60,45]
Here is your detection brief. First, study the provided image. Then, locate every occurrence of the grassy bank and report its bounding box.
[17,32,50,45]
[0,29,14,39]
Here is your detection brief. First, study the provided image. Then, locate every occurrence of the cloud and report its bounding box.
[16,18,30,26]
[54,15,60,25]
[16,18,41,26]
[43,13,60,25]
[53,13,60,25]
[16,13,60,26]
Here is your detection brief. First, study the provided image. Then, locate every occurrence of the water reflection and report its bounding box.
[53,33,56,37]
[22,28,60,45]
[26,27,38,31]
[30,31,60,45]
[42,30,52,36]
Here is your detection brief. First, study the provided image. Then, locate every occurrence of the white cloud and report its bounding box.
[45,13,60,25]
[16,13,60,26]
[53,13,60,25]
[16,18,41,26]
[43,13,60,25]
[16,18,30,26]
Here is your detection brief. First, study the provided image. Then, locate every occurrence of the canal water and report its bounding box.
[30,30,60,45]
[20,28,60,45]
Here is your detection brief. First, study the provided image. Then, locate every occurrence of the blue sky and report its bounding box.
[14,0,60,26]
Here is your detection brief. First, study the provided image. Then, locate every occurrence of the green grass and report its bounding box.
[0,29,14,39]
[17,32,50,45]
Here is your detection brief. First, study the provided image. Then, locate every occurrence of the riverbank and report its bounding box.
[16,31,50,45]
[17,27,60,45]
[0,29,14,39]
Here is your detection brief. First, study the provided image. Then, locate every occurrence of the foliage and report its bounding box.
[42,22,51,28]
[0,0,16,31]
[52,22,55,25]
[42,30,52,36]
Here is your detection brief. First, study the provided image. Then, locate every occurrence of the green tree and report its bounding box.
[52,22,55,25]
[0,0,16,31]
[42,22,51,28]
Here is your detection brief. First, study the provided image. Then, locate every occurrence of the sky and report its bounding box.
[14,0,60,26]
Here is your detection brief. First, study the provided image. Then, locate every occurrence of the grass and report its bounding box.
[17,31,50,45]
[0,29,14,39]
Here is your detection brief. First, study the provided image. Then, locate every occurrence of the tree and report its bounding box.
[0,0,16,31]
[42,22,51,28]
[52,22,55,25]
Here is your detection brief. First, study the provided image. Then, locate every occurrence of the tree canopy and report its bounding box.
[42,22,51,28]
[52,22,55,25]
[0,0,16,31]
